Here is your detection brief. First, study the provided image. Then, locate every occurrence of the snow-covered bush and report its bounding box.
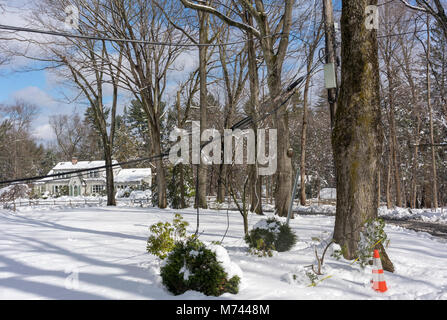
[116,186,133,198]
[54,185,69,198]
[357,218,388,268]
[245,217,297,256]
[146,214,189,259]
[160,238,241,296]
[129,190,151,200]
[0,184,30,201]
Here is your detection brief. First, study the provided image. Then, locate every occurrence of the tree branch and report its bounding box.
[179,0,261,37]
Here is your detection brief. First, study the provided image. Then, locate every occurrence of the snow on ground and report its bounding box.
[294,202,447,225]
[378,206,447,224]
[0,205,446,300]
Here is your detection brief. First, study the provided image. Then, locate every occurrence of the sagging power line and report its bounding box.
[0,23,281,47]
[0,56,320,187]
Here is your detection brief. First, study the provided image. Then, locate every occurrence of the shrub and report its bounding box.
[245,217,297,256]
[146,214,189,259]
[160,238,241,296]
[357,218,388,268]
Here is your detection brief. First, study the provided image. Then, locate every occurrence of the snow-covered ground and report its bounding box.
[378,206,447,224]
[0,205,446,300]
[294,203,447,225]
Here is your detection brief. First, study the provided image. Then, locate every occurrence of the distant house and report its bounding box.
[33,157,151,197]
[114,168,152,190]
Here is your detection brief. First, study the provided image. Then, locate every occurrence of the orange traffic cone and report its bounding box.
[371,249,388,293]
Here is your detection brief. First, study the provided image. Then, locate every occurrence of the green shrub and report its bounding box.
[245,217,297,256]
[160,238,241,296]
[146,214,189,259]
[357,218,388,268]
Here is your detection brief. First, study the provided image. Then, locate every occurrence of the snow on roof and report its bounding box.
[114,168,151,183]
[53,160,119,171]
[34,170,55,183]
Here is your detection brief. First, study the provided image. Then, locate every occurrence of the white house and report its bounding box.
[33,157,152,197]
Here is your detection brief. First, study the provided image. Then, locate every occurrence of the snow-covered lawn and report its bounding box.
[294,203,447,225]
[0,205,446,300]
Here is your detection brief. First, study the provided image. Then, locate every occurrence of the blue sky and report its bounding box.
[0,0,328,145]
[0,63,80,143]
[0,0,199,144]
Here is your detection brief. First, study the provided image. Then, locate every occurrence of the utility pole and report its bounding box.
[322,0,338,128]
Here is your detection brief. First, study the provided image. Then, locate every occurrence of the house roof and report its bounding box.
[53,160,119,171]
[114,168,151,183]
[34,161,151,185]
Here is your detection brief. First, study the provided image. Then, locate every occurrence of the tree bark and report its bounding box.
[386,68,403,208]
[386,151,392,209]
[151,123,167,209]
[197,10,208,209]
[246,12,263,215]
[104,147,116,206]
[332,0,393,271]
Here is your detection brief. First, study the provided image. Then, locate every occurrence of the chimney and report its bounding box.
[72,157,78,165]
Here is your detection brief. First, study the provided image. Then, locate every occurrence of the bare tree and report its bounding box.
[100,0,190,209]
[0,101,40,181]
[49,112,87,161]
[26,0,124,205]
[400,0,447,39]
[180,0,295,217]
[379,5,404,208]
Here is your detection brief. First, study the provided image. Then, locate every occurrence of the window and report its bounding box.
[56,171,70,179]
[89,171,100,178]
[92,185,104,194]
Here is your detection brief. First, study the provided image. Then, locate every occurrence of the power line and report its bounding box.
[377,28,431,38]
[0,23,279,47]
[0,57,320,187]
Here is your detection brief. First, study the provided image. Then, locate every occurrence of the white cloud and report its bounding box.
[169,51,198,81]
[11,86,59,110]
[32,123,55,141]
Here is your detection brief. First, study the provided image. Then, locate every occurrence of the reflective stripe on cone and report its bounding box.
[371,249,388,293]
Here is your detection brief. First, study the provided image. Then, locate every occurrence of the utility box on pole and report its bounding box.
[324,63,337,89]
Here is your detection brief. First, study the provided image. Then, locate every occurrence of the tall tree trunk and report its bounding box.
[197,10,208,209]
[216,163,226,203]
[377,167,381,208]
[386,69,403,207]
[426,15,438,210]
[386,151,392,209]
[410,90,421,209]
[299,55,314,206]
[333,0,393,271]
[266,67,292,216]
[149,121,167,209]
[246,13,263,215]
[104,147,116,206]
[176,91,187,209]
